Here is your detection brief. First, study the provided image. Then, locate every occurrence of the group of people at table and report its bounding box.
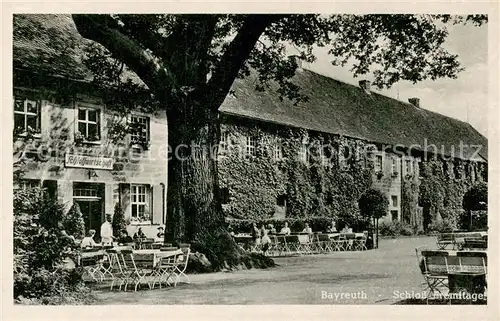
[233,221,355,254]
[80,214,165,249]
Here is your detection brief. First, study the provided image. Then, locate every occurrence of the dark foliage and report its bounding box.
[112,203,127,236]
[358,188,389,220]
[462,182,487,211]
[13,187,95,304]
[62,202,86,239]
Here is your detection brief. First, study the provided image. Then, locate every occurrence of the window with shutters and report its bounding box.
[130,184,151,222]
[14,98,41,136]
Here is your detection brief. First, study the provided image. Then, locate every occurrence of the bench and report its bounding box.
[436,232,483,250]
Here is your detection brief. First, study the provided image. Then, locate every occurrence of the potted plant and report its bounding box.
[376,171,384,179]
[74,131,84,145]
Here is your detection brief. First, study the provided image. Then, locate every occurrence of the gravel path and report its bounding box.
[93,236,437,304]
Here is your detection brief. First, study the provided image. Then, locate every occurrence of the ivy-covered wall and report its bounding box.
[218,116,373,228]
[218,115,488,232]
[416,158,486,230]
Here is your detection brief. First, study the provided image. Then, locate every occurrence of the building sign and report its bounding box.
[65,153,113,170]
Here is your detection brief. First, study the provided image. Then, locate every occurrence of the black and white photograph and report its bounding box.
[3,3,498,316]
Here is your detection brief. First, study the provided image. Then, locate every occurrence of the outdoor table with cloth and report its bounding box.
[416,247,487,302]
[78,246,183,291]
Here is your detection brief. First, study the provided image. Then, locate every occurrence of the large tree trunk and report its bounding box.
[164,107,274,271]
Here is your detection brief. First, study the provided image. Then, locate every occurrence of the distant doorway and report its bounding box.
[73,182,104,242]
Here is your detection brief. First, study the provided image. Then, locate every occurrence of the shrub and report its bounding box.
[427,218,456,234]
[378,220,416,237]
[462,182,487,211]
[112,203,127,236]
[62,202,86,239]
[14,187,91,304]
[461,182,488,231]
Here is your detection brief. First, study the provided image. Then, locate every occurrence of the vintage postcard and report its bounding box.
[2,1,498,320]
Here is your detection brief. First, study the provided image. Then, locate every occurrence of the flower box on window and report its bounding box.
[74,131,85,145]
[376,171,384,179]
[391,171,399,177]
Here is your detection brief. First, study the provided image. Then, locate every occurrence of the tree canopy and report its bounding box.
[462,181,487,212]
[68,14,488,111]
[358,188,390,220]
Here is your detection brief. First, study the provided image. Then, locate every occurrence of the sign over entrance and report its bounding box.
[65,154,113,170]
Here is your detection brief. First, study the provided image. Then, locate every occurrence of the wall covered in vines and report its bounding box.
[414,158,486,230]
[218,116,487,232]
[217,117,373,227]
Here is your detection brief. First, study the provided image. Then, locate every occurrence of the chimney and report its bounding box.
[289,55,303,71]
[359,80,371,94]
[408,97,420,108]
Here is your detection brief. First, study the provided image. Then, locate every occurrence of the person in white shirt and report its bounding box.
[279,222,291,235]
[302,223,313,234]
[100,214,114,245]
[80,230,97,248]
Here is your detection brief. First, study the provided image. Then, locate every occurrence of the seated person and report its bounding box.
[117,229,133,244]
[279,222,291,236]
[328,221,337,232]
[133,227,147,240]
[268,224,277,235]
[156,226,165,239]
[80,230,97,248]
[302,223,313,234]
[261,230,272,255]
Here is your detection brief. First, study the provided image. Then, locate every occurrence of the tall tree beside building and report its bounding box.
[112,203,127,237]
[63,202,86,240]
[68,14,486,269]
[358,188,389,248]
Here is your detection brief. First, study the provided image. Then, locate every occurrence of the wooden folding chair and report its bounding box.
[331,235,345,251]
[354,235,368,251]
[286,235,300,255]
[274,235,287,257]
[344,234,356,251]
[121,250,154,291]
[436,233,454,250]
[417,249,450,303]
[316,234,333,253]
[296,235,313,255]
[172,246,191,286]
[80,251,105,283]
[151,252,178,289]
